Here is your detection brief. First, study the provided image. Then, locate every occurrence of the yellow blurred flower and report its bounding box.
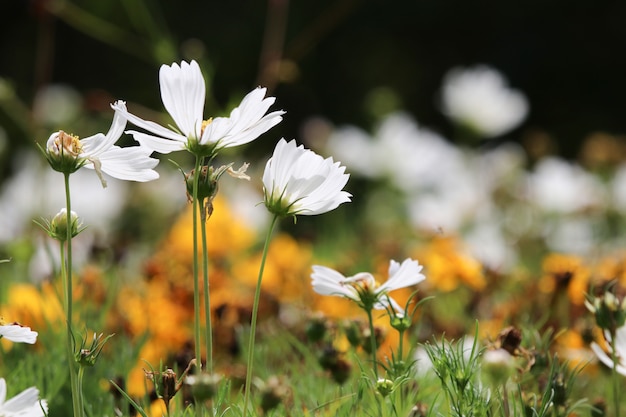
[540,253,590,306]
[413,235,485,292]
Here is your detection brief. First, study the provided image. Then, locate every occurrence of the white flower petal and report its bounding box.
[378,258,425,293]
[90,145,160,182]
[263,139,351,216]
[112,102,186,143]
[126,130,187,154]
[159,60,205,137]
[311,265,357,300]
[0,324,38,344]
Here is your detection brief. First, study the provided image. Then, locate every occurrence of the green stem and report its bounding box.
[199,196,213,374]
[397,329,404,365]
[242,214,279,417]
[611,329,620,417]
[63,172,82,417]
[191,156,203,417]
[365,309,379,379]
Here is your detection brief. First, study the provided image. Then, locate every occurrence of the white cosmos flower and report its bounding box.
[311,258,425,313]
[45,101,159,187]
[263,138,351,217]
[0,378,48,416]
[113,60,284,156]
[440,65,528,138]
[591,325,626,376]
[0,323,38,344]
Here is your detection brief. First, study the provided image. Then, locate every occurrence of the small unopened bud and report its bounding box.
[390,313,412,332]
[75,332,113,367]
[305,313,328,342]
[259,376,290,414]
[375,378,394,397]
[186,166,218,203]
[185,372,222,402]
[343,320,363,348]
[48,208,83,242]
[482,348,515,387]
[586,291,626,330]
[329,357,351,384]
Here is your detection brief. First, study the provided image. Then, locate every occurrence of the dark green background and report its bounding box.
[2,0,626,167]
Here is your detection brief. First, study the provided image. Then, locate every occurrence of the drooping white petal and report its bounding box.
[111,101,187,143]
[0,324,38,344]
[311,265,358,300]
[89,145,160,182]
[80,101,127,156]
[125,130,187,154]
[590,342,626,376]
[159,60,205,137]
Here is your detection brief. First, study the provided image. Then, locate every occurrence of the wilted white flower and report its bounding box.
[311,258,425,313]
[440,65,528,138]
[113,60,284,157]
[0,323,38,344]
[591,325,626,376]
[45,101,159,187]
[0,378,47,416]
[263,138,351,217]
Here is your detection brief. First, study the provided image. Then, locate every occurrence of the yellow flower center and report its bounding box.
[53,130,83,156]
[200,118,213,136]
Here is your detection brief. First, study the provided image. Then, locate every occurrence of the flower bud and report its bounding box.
[481,348,515,387]
[259,376,290,414]
[185,372,222,402]
[390,313,412,333]
[585,291,626,331]
[375,378,394,397]
[48,209,83,242]
[305,313,328,342]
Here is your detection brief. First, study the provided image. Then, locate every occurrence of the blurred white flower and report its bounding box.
[0,152,128,244]
[263,138,351,217]
[45,101,159,187]
[33,84,81,126]
[591,325,626,376]
[0,378,47,416]
[325,112,463,193]
[527,157,606,213]
[0,323,38,344]
[114,60,284,156]
[311,258,425,313]
[610,163,626,211]
[544,217,596,254]
[440,65,528,138]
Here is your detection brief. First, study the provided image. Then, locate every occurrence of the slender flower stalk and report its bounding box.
[63,172,83,417]
[41,104,159,417]
[242,214,279,417]
[190,156,204,380]
[242,139,351,417]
